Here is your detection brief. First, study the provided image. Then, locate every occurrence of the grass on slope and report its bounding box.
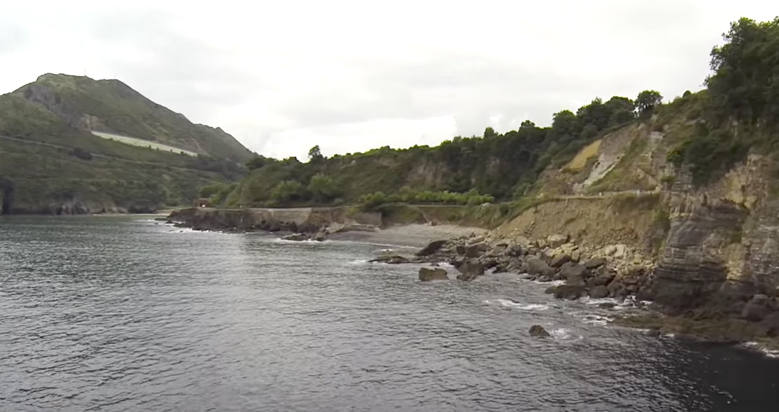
[14,74,253,162]
[0,137,225,212]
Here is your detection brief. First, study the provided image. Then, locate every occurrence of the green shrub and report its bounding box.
[270,180,308,204]
[307,174,341,202]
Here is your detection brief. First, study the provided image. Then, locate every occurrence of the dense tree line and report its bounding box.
[668,17,779,184]
[230,89,658,207]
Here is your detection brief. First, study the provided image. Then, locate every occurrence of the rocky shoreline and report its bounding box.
[375,232,779,349]
[167,206,779,350]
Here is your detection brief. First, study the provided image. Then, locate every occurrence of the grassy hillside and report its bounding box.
[0,79,250,213]
[13,73,253,162]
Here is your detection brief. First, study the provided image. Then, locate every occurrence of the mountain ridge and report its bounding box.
[0,74,253,213]
[12,73,253,162]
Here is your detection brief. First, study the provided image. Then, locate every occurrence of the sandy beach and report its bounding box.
[328,223,486,248]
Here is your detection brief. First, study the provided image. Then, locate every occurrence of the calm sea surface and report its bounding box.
[1,216,778,411]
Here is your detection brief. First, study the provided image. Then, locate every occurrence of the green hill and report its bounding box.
[0,75,254,214]
[14,73,253,162]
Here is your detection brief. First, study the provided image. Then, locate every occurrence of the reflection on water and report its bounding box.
[1,216,778,411]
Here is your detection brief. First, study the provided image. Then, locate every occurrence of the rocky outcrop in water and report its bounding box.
[419,267,448,281]
[529,325,550,338]
[168,206,382,236]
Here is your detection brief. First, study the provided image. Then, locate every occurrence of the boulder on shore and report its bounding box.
[741,294,773,321]
[416,240,448,256]
[526,257,554,277]
[560,263,588,286]
[547,234,569,248]
[550,254,571,268]
[463,242,488,258]
[529,324,551,338]
[584,258,607,269]
[588,285,609,299]
[551,285,586,300]
[456,259,485,281]
[419,267,448,281]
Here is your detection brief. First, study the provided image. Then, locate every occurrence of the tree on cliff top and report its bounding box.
[308,145,324,162]
[635,90,663,117]
[706,17,779,126]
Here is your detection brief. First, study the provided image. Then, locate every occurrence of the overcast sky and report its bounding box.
[1,1,775,159]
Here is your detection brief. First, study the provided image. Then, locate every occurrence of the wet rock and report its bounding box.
[506,244,524,257]
[370,254,411,264]
[529,325,551,338]
[584,258,607,269]
[741,294,773,321]
[419,267,448,281]
[481,259,499,270]
[456,259,485,281]
[586,271,616,287]
[552,285,586,300]
[761,312,779,336]
[282,233,309,241]
[559,263,587,286]
[598,302,616,309]
[416,240,448,257]
[550,254,571,268]
[589,285,609,299]
[525,257,554,277]
[464,242,488,258]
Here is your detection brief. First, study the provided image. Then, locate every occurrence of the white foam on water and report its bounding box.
[349,259,369,265]
[483,299,551,311]
[550,328,582,341]
[582,297,621,306]
[529,279,564,286]
[580,314,614,326]
[741,342,779,358]
[273,238,323,244]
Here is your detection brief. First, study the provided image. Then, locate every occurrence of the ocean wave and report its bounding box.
[273,238,325,244]
[527,279,565,286]
[742,342,779,358]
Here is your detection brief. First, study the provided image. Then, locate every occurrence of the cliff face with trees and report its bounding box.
[224,92,646,209]
[489,17,779,338]
[202,17,779,338]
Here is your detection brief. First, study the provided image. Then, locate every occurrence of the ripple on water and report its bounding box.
[0,215,778,411]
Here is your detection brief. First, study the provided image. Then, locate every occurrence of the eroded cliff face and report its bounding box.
[649,156,778,313]
[497,116,779,320]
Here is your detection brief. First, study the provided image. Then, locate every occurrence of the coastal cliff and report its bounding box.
[167,17,779,345]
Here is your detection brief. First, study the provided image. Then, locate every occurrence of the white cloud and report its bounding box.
[0,0,776,158]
